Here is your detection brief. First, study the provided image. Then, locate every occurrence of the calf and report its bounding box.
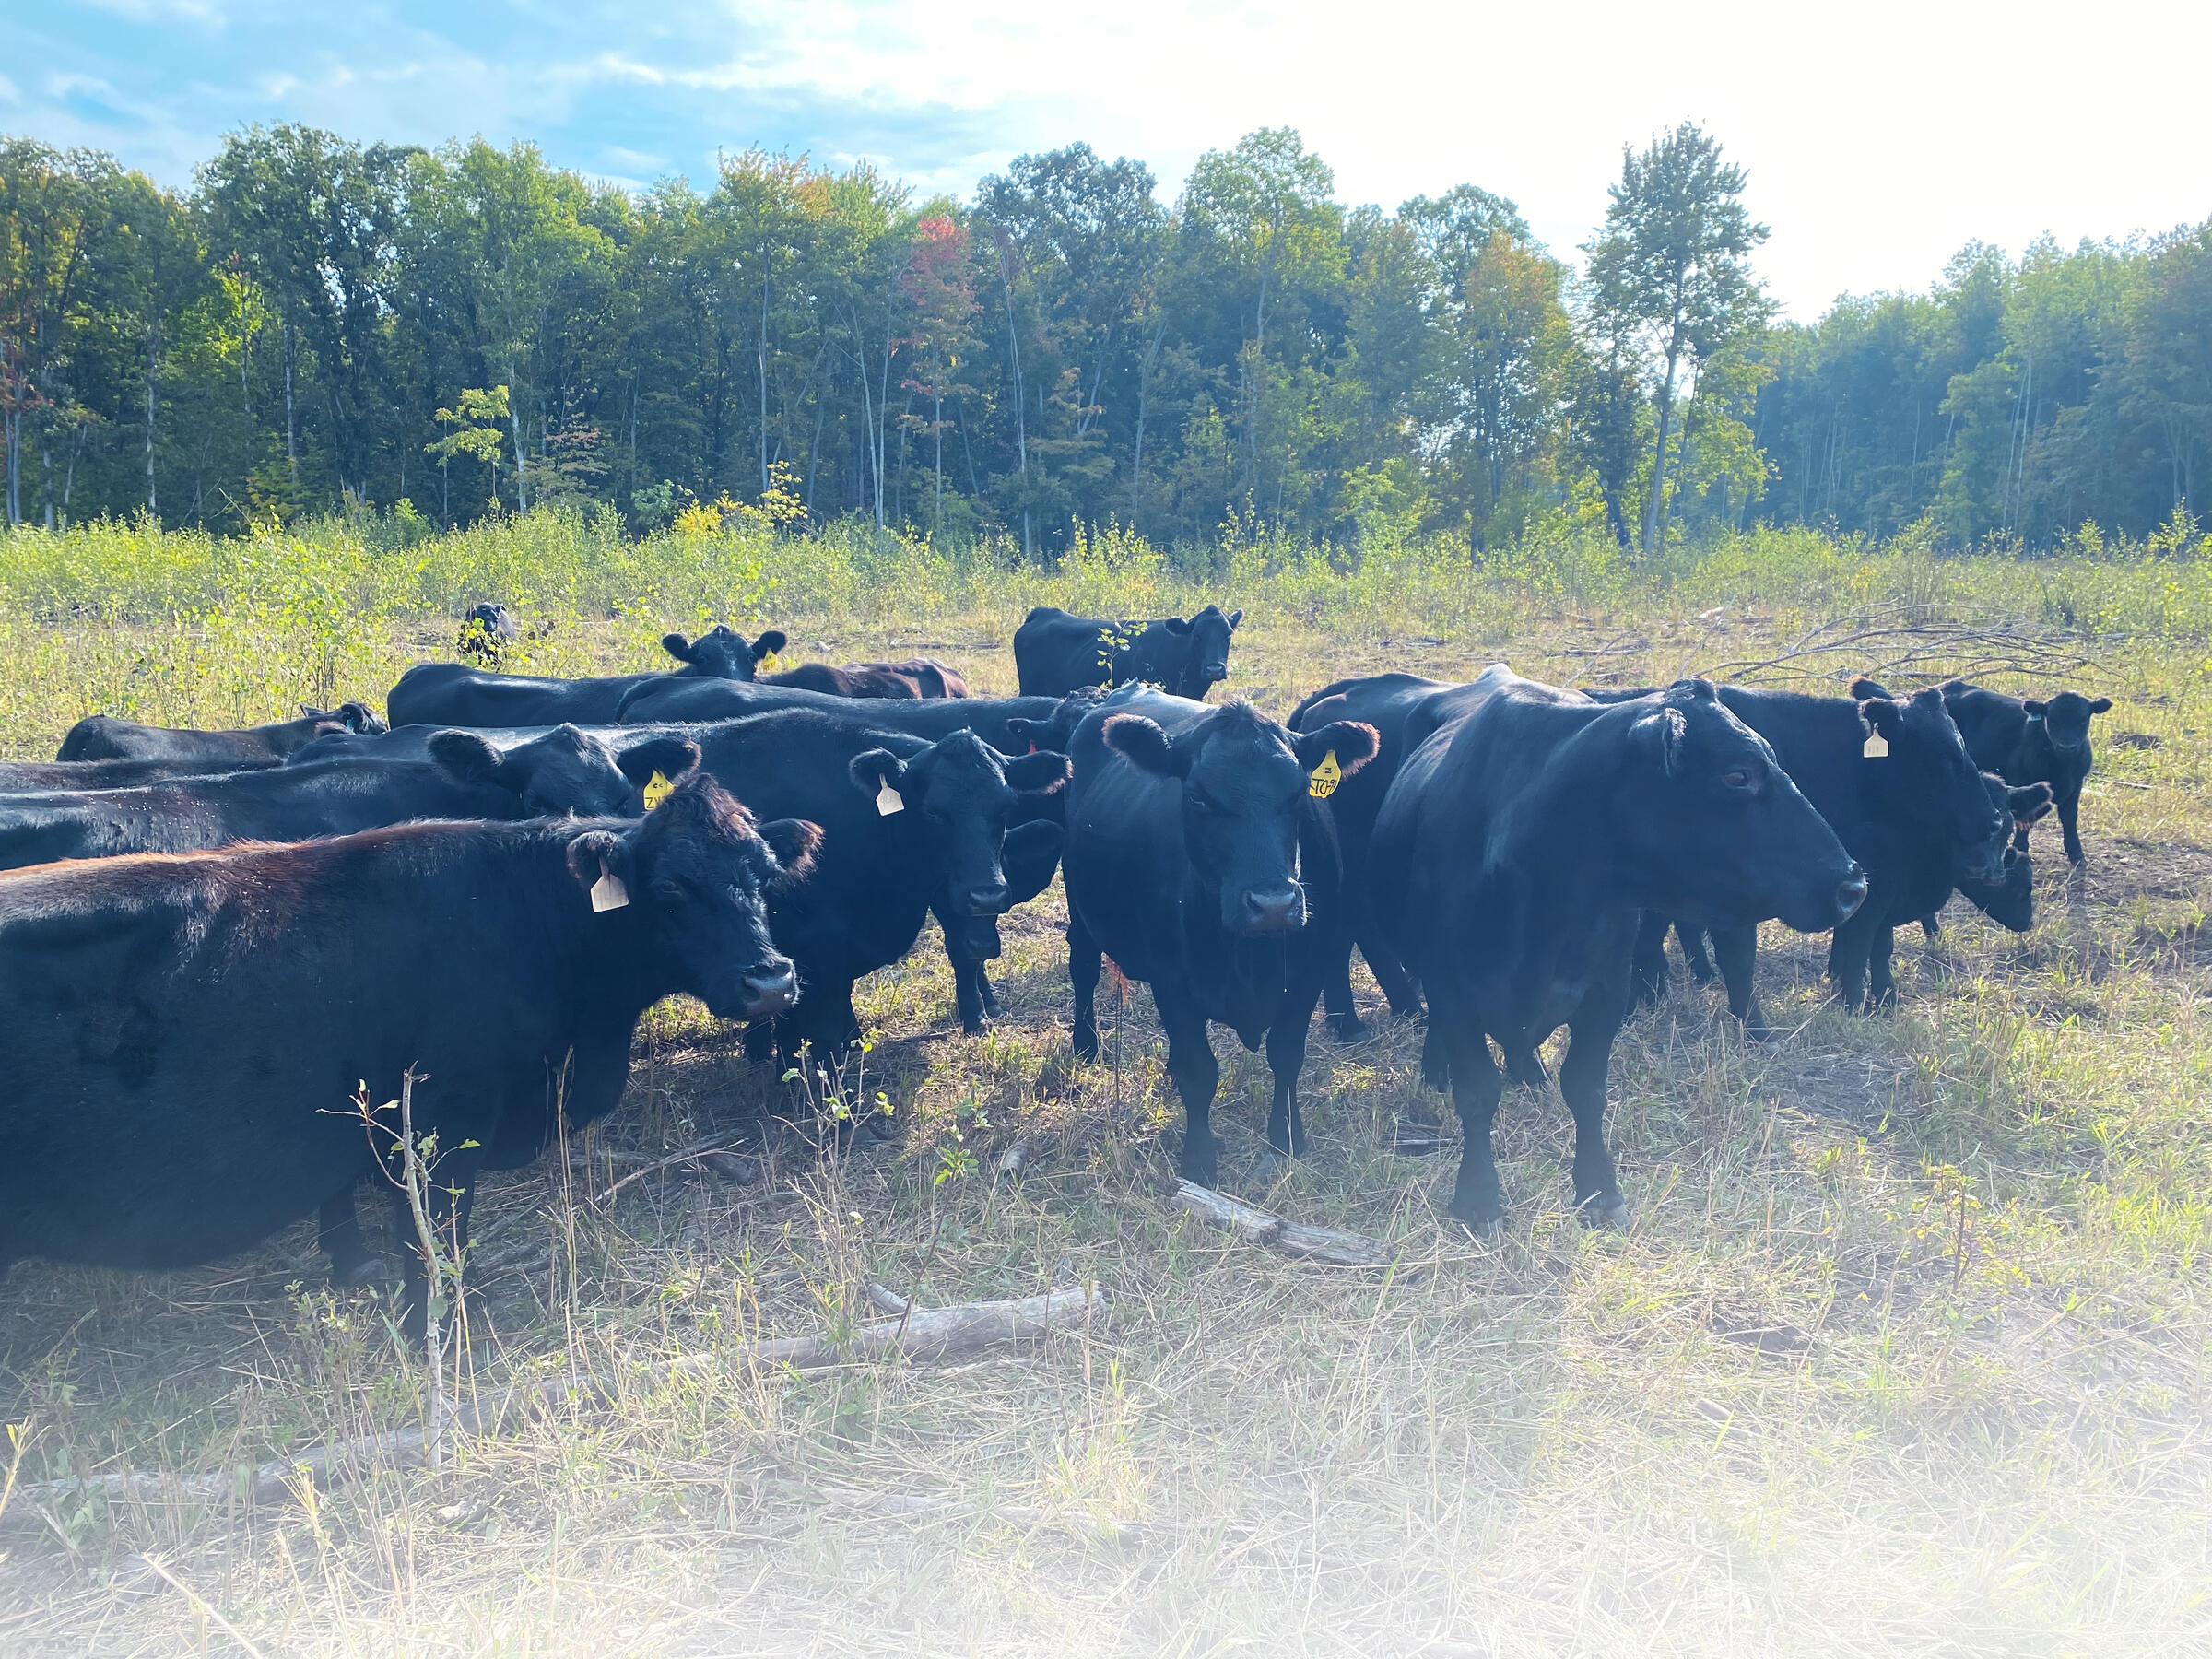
[387,624,788,728]
[57,702,387,763]
[0,725,698,872]
[685,710,1073,1063]
[0,774,813,1336]
[1587,682,2003,1024]
[891,657,969,698]
[458,601,522,664]
[1060,689,1381,1183]
[1857,677,2110,865]
[1014,604,1242,701]
[1372,672,1865,1232]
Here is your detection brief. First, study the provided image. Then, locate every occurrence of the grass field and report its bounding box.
[1,512,2209,1656]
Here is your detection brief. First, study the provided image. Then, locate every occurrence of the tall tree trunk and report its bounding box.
[933,383,943,535]
[283,310,299,479]
[144,329,159,514]
[1133,311,1164,530]
[758,268,771,495]
[1641,346,1680,556]
[5,407,18,525]
[509,400,530,512]
[997,246,1029,558]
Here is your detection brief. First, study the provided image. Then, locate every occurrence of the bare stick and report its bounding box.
[139,1554,271,1659]
[1171,1181,1394,1267]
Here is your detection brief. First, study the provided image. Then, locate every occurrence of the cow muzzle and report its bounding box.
[738,960,799,1019]
[960,879,1010,917]
[1831,869,1869,924]
[1238,883,1306,935]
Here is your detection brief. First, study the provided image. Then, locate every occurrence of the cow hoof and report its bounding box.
[1073,1034,1100,1064]
[1577,1195,1630,1230]
[1330,1013,1370,1042]
[1178,1142,1219,1187]
[961,1015,990,1036]
[1447,1208,1504,1240]
[331,1255,392,1288]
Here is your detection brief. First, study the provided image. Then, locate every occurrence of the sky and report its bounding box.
[7,0,2210,320]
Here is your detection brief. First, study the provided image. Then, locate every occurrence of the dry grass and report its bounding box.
[2,547,2210,1656]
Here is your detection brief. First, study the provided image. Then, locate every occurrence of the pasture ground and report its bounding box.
[1,517,2208,1656]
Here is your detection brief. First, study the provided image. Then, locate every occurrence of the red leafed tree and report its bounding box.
[899,215,979,537]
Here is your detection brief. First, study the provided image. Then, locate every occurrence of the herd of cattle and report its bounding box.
[0,596,2113,1337]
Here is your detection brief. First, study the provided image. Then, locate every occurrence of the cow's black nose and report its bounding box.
[1202,662,1229,679]
[1832,870,1868,922]
[963,881,1009,916]
[741,960,798,1017]
[1241,885,1304,933]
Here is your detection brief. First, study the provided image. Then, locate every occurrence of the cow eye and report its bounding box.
[1722,769,1752,791]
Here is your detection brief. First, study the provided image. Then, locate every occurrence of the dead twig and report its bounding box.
[1171,1181,1394,1267]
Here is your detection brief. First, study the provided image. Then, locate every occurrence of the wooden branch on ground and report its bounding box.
[1171,1182,1393,1267]
[6,1287,1101,1518]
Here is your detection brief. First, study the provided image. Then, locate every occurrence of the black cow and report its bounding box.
[0,752,286,792]
[458,602,522,664]
[1014,604,1243,701]
[1856,677,2110,866]
[0,774,814,1335]
[57,702,388,763]
[764,661,926,699]
[684,710,1073,1064]
[1950,778,2053,931]
[1371,673,1865,1232]
[0,725,698,872]
[1286,671,1507,1038]
[1060,688,1381,1183]
[387,624,788,728]
[1584,681,2004,1024]
[891,657,970,699]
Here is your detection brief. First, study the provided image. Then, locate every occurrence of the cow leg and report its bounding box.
[1318,918,1364,1041]
[2058,786,2086,865]
[1560,989,1630,1226]
[1068,916,1103,1063]
[949,954,989,1035]
[1630,912,1669,1008]
[389,1144,486,1345]
[1677,924,1717,985]
[318,1184,386,1286]
[1265,959,1326,1158]
[1359,933,1424,1021]
[1437,1011,1508,1233]
[1419,1017,1450,1093]
[1159,1000,1223,1185]
[1827,906,1877,1011]
[1710,925,1770,1040]
[1867,924,1899,1008]
[977,967,1004,1020]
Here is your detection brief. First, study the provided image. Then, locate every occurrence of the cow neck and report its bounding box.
[1485,702,1642,935]
[1171,851,1289,1029]
[463,820,675,1024]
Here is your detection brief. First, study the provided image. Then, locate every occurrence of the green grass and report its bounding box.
[1,513,2209,1655]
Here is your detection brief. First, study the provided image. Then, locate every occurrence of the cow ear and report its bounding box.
[1634,706,1689,774]
[849,747,909,798]
[1102,713,1185,776]
[662,632,695,665]
[1227,608,1243,629]
[759,818,824,890]
[1295,720,1379,780]
[2021,700,2048,718]
[1857,697,1904,737]
[2088,697,2112,715]
[300,703,330,719]
[1004,750,1074,795]
[1847,677,1891,701]
[752,629,787,660]
[565,828,633,897]
[1002,717,1048,752]
[1162,616,1193,635]
[428,730,508,787]
[2009,782,2054,824]
[617,735,700,788]
[343,702,384,734]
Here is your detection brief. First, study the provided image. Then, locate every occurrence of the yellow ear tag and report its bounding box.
[1308,749,1342,798]
[641,770,675,810]
[590,865,629,912]
[1863,731,1889,759]
[876,781,905,816]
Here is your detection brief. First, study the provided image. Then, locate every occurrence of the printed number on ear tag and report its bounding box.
[1309,748,1342,798]
[1863,731,1889,759]
[876,781,905,816]
[590,865,629,912]
[642,770,675,810]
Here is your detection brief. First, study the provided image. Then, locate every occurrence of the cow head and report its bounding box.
[1163,605,1242,700]
[1616,680,1866,935]
[662,625,788,681]
[303,700,389,735]
[565,773,818,1019]
[1004,688,1106,757]
[847,730,1072,961]
[2024,690,2112,757]
[1103,701,1377,937]
[456,602,521,664]
[1948,775,2049,933]
[1859,686,2008,881]
[429,725,703,818]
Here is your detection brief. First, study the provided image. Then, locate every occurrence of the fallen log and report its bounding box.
[6,1286,1101,1517]
[1171,1182,1394,1267]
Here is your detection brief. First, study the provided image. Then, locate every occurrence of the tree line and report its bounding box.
[3,121,2206,552]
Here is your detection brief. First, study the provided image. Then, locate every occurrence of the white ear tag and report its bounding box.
[1863,730,1889,759]
[590,864,629,911]
[876,780,905,816]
